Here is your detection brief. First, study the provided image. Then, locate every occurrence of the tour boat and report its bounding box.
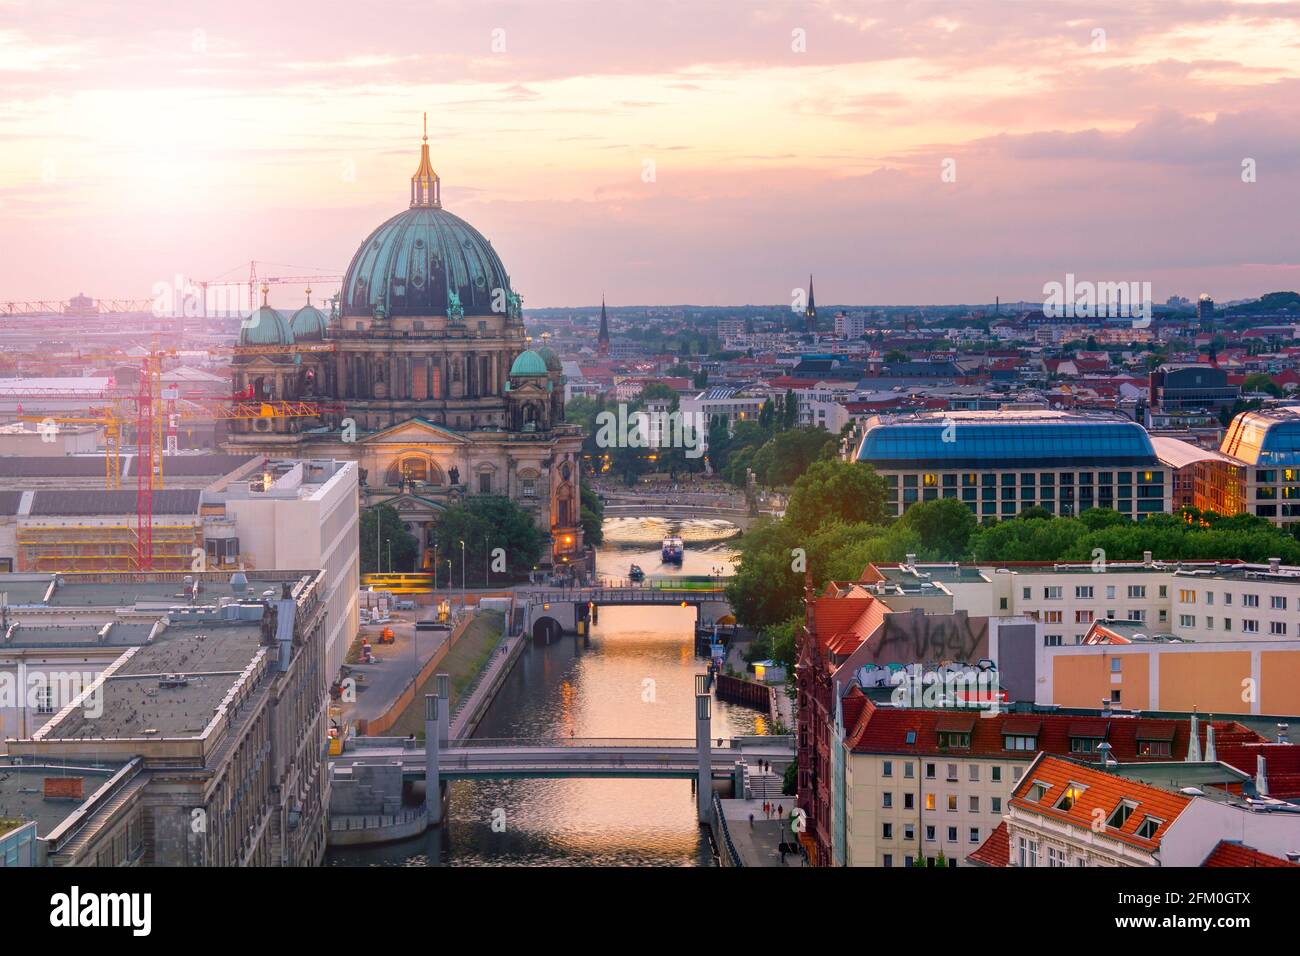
[661,536,684,564]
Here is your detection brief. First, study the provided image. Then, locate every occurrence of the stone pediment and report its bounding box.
[363,417,470,446]
[370,491,448,515]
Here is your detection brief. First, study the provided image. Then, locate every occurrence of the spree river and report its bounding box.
[326,517,760,867]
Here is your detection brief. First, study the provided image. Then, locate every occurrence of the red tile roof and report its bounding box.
[1202,840,1299,868]
[966,821,1010,867]
[810,595,889,662]
[844,700,1262,766]
[1011,755,1192,851]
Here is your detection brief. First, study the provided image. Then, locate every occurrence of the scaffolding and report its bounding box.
[16,523,200,573]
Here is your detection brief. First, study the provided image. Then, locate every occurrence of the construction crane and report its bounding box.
[18,407,125,488]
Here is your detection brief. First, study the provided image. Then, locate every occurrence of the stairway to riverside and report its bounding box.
[747,770,786,800]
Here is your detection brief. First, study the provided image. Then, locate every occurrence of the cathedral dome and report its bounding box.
[340,130,514,320]
[289,298,329,341]
[240,305,294,347]
[534,345,562,374]
[509,349,548,377]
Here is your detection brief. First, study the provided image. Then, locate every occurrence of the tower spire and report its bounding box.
[597,296,610,356]
[411,114,441,208]
[805,274,817,332]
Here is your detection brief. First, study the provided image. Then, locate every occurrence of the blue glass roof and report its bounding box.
[857,419,1159,469]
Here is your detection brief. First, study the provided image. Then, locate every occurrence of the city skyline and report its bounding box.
[4,0,1300,307]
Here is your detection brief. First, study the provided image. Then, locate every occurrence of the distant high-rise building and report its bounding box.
[805,274,817,332]
[597,296,610,356]
[1198,293,1216,327]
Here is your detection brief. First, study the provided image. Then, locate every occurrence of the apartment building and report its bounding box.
[839,697,1271,867]
[981,753,1300,867]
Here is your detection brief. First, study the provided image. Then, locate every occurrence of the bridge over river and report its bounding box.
[522,584,733,641]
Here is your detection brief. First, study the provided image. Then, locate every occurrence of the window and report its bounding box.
[1271,621,1288,636]
[1136,739,1171,757]
[1136,816,1162,840]
[36,685,54,714]
[1076,610,1093,624]
[1029,780,1051,802]
[1044,586,1063,600]
[947,795,958,812]
[904,856,914,868]
[1044,634,1063,647]
[1179,614,1195,628]
[1075,586,1094,599]
[1107,800,1136,829]
[969,765,980,782]
[882,792,893,808]
[1179,589,1196,603]
[1004,734,1037,751]
[1106,585,1116,600]
[882,823,893,839]
[1127,585,1146,599]
[1110,657,1122,674]
[968,827,979,844]
[478,472,492,494]
[1223,618,1233,632]
[521,478,537,498]
[925,794,936,811]
[1272,595,1287,610]
[1044,610,1063,624]
[991,797,1002,813]
[925,825,936,842]
[1127,609,1146,622]
[1055,782,1088,811]
[903,762,915,779]
[882,760,893,777]
[1070,737,1102,754]
[925,763,936,779]
[1047,846,1066,867]
[883,854,893,868]
[1224,593,1234,606]
[904,793,914,810]
[905,731,917,746]
[1018,836,1038,868]
[1242,619,1259,634]
[969,795,979,812]
[1206,591,1214,605]
[939,732,970,750]
[1243,593,1259,608]
[1022,587,1031,600]
[991,766,1002,782]
[947,826,958,843]
[904,824,914,840]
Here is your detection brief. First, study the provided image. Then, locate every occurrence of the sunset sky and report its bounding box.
[3,0,1300,308]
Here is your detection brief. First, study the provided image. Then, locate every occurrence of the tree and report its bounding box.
[785,460,888,535]
[433,496,545,584]
[359,504,420,574]
[580,484,604,547]
[899,498,977,559]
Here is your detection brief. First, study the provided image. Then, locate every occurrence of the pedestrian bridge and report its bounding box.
[330,736,795,781]
[524,585,733,641]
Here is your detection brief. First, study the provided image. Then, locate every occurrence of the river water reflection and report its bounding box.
[326,518,758,866]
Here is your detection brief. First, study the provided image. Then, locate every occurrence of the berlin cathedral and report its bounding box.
[224,130,585,568]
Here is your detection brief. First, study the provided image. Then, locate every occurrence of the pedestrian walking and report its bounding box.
[749,812,754,828]
[777,803,783,818]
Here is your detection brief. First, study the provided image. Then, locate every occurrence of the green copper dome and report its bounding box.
[240,306,294,347]
[289,301,328,341]
[509,349,548,376]
[534,345,562,373]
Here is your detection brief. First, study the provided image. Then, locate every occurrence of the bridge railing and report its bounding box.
[337,735,795,754]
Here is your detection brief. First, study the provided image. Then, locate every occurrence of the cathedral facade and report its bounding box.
[223,132,584,568]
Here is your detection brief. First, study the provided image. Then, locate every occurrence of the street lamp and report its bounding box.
[386,538,392,573]
[459,539,466,601]
[484,533,490,585]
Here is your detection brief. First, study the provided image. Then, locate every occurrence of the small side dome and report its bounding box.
[290,296,329,341]
[240,305,295,347]
[535,345,562,374]
[509,349,548,377]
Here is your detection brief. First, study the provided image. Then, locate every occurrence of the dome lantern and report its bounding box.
[410,112,441,209]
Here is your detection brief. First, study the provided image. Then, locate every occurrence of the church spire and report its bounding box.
[597,296,610,356]
[410,112,441,208]
[805,273,817,332]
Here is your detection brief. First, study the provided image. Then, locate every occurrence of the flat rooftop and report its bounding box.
[0,760,126,837]
[0,571,311,609]
[36,620,266,741]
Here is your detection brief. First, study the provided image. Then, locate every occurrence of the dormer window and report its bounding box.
[1028,780,1051,803]
[1054,782,1088,812]
[1004,734,1037,751]
[1107,800,1137,830]
[1135,816,1163,840]
[938,731,970,749]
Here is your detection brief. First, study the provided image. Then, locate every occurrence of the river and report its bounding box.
[325,517,759,866]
